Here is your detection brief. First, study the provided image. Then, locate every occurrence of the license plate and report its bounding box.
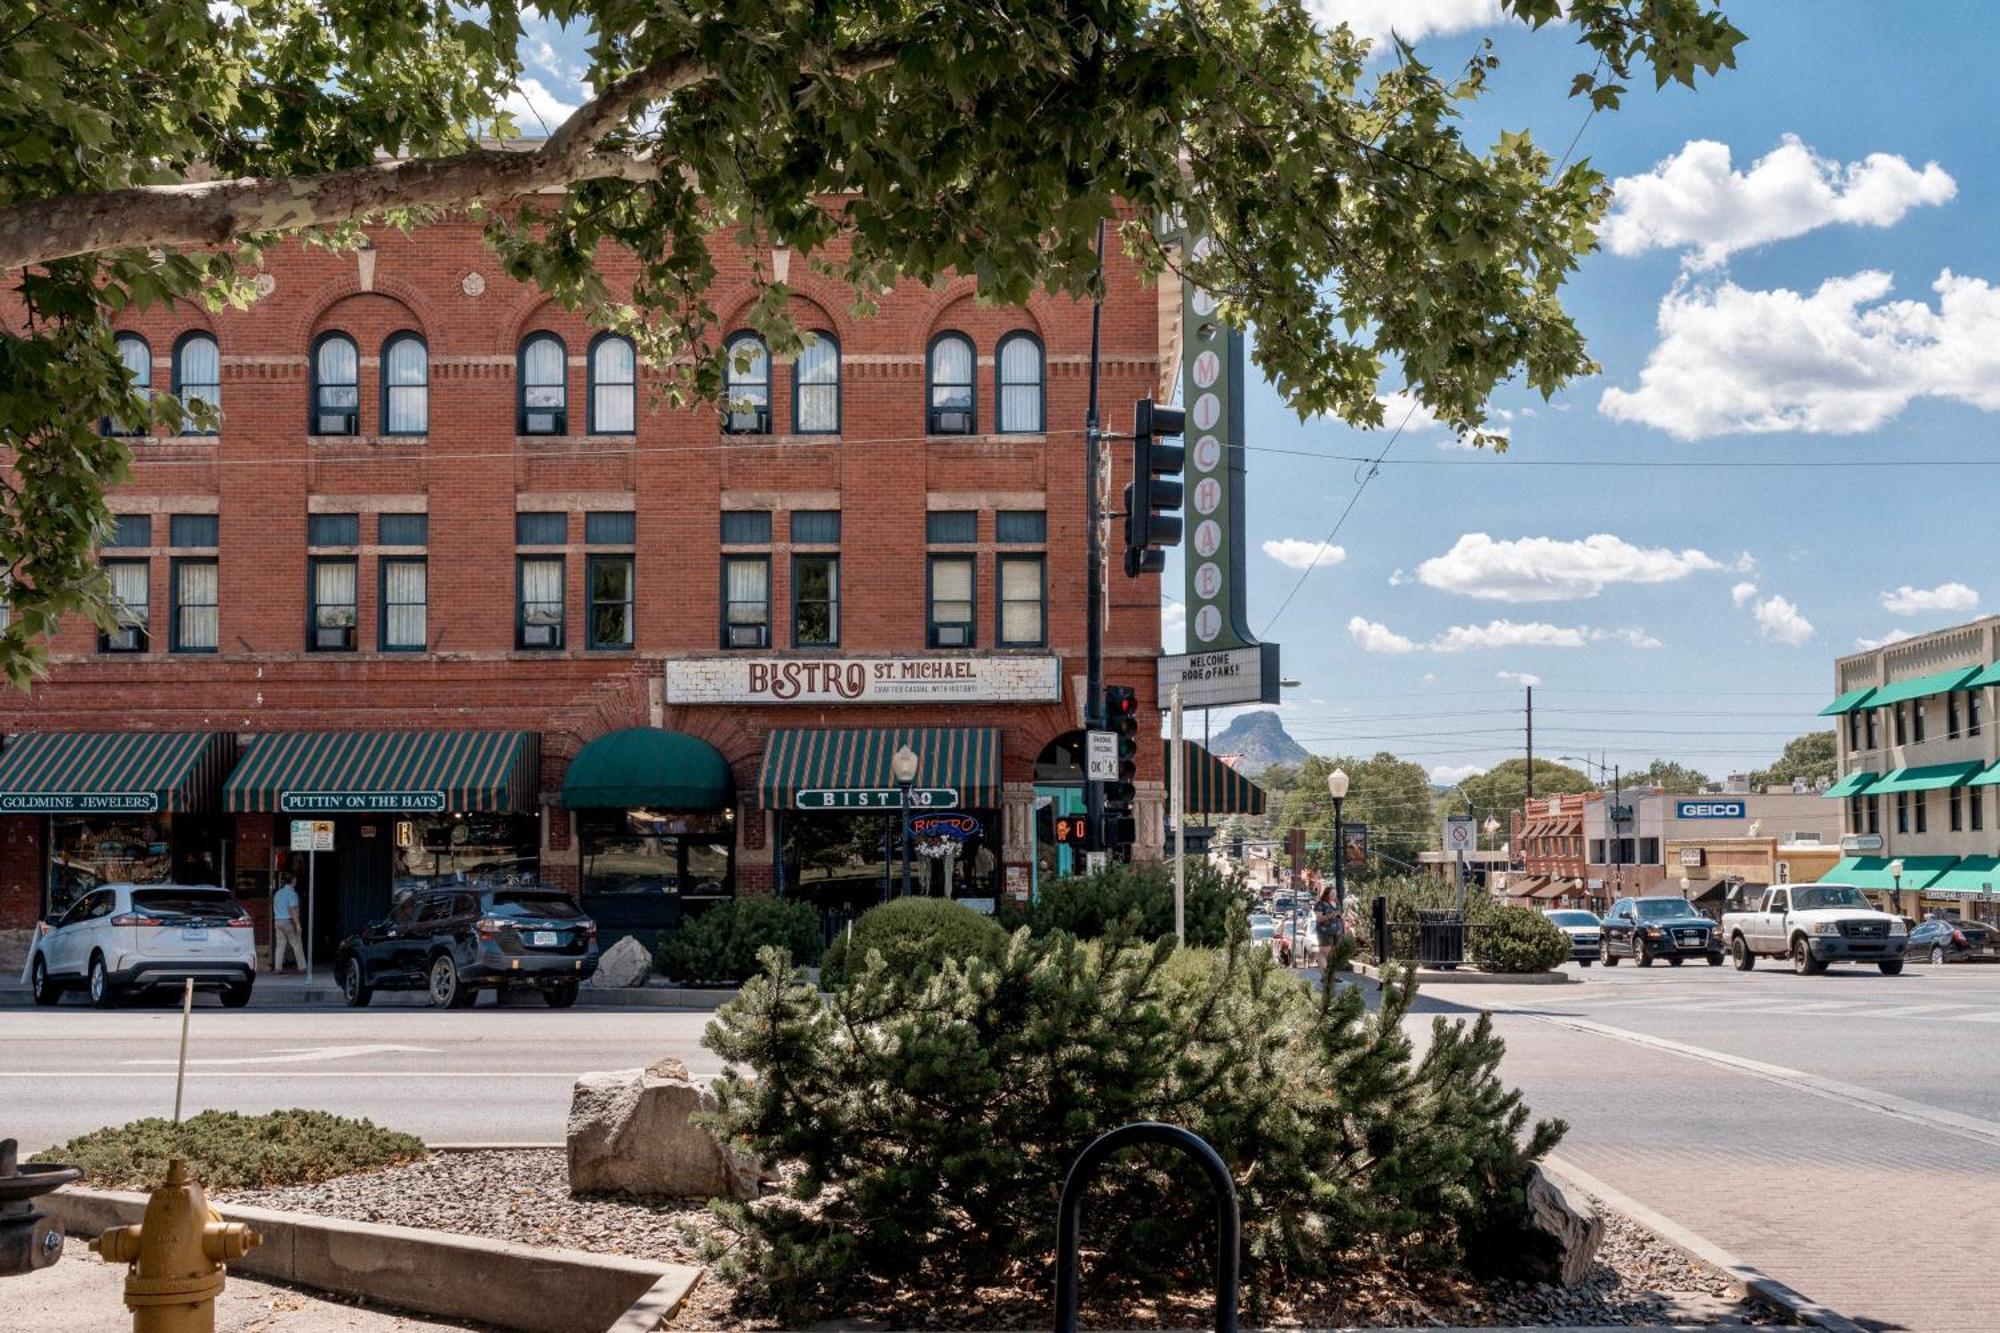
[531,931,558,947]
[181,926,208,941]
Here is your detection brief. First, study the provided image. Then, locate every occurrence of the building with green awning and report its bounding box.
[224,730,539,814]
[1822,770,1878,799]
[1929,856,2000,893]
[0,732,234,815]
[1867,762,1984,794]
[1819,686,1878,716]
[1867,666,1983,708]
[562,728,733,810]
[1822,855,1957,890]
[1164,740,1266,816]
[759,727,1001,810]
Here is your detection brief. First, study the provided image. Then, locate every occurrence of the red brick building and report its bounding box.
[1507,793,1589,907]
[0,212,1175,965]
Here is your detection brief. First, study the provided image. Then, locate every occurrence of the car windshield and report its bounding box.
[131,889,238,920]
[1249,922,1277,940]
[1547,911,1598,927]
[1793,885,1872,910]
[1635,899,1700,919]
[483,891,584,920]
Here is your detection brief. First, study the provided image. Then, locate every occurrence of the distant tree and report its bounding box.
[1278,752,1437,875]
[1255,763,1303,804]
[1749,731,1836,791]
[1449,758,1595,848]
[1624,758,1712,792]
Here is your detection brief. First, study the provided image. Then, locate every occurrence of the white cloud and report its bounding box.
[1597,627,1664,649]
[1857,627,1917,650]
[1431,763,1488,785]
[1416,532,1723,602]
[1263,538,1346,571]
[1370,390,1505,450]
[1161,602,1186,634]
[527,37,580,84]
[1731,581,1759,608]
[1600,268,2000,440]
[1422,672,1439,684]
[500,78,580,134]
[1310,0,1508,46]
[1752,594,1815,646]
[1881,582,1979,616]
[1348,616,1417,655]
[1602,135,1956,270]
[1497,671,1542,687]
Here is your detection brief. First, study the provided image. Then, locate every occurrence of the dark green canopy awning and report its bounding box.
[563,728,734,810]
[1819,686,1878,717]
[760,727,1000,810]
[1869,666,1982,707]
[1823,855,1957,890]
[1165,741,1266,816]
[1822,770,1879,799]
[225,731,538,814]
[0,731,234,814]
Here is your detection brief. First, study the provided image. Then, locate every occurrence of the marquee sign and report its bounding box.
[0,792,159,814]
[667,655,1061,706]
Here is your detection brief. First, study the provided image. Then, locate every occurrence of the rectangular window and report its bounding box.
[1951,785,1964,832]
[998,554,1045,646]
[1970,690,1984,738]
[381,558,427,651]
[517,556,565,649]
[308,556,357,651]
[584,511,635,545]
[791,554,839,647]
[927,555,974,647]
[1588,839,1606,863]
[1849,796,1863,831]
[1866,795,1880,835]
[1865,708,1880,750]
[926,510,976,544]
[100,559,149,653]
[170,559,217,653]
[169,514,217,548]
[379,513,429,547]
[107,514,151,548]
[1896,790,1909,834]
[1913,698,1927,744]
[1948,692,1961,739]
[515,511,567,546]
[1974,787,1986,832]
[996,510,1047,543]
[1847,709,1862,751]
[720,510,771,545]
[587,555,634,650]
[722,556,770,648]
[307,512,360,547]
[789,510,842,544]
[1639,837,1660,864]
[1894,704,1907,746]
[1915,790,1928,834]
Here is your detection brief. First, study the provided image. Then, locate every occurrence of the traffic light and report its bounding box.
[1123,397,1186,577]
[1101,685,1140,851]
[1052,813,1092,849]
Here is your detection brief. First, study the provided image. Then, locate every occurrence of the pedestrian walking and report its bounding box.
[1313,885,1341,960]
[271,870,304,973]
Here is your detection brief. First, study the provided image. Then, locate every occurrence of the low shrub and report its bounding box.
[817,895,1008,989]
[1009,858,1251,947]
[34,1109,423,1190]
[1471,904,1571,973]
[658,897,823,985]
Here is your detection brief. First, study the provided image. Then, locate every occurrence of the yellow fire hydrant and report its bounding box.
[90,1158,261,1333]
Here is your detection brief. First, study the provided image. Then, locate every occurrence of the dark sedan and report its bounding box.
[1600,896,1724,967]
[337,887,600,1007]
[1906,917,2000,964]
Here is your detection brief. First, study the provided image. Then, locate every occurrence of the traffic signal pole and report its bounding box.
[1084,219,1106,848]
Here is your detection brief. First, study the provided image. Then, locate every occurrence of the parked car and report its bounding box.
[336,887,600,1008]
[1599,897,1723,967]
[1542,908,1602,965]
[1905,917,2000,964]
[1721,883,1906,975]
[29,884,255,1007]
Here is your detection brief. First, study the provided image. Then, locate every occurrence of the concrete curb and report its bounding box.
[1542,1155,1866,1333]
[1347,961,1579,985]
[44,1185,701,1333]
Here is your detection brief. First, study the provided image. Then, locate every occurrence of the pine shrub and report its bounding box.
[1010,858,1251,947]
[1470,904,1571,973]
[817,895,1007,989]
[657,897,823,984]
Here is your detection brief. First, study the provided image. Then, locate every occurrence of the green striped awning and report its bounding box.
[1929,855,2000,892]
[1821,770,1879,799]
[1869,666,1982,708]
[1819,686,1878,716]
[1867,761,1984,794]
[1964,662,2000,690]
[1165,741,1266,816]
[759,727,999,810]
[0,732,234,815]
[224,731,539,815]
[1822,855,1957,890]
[1970,761,2000,788]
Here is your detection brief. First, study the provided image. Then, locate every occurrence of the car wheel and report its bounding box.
[1636,939,1653,967]
[1601,941,1618,967]
[219,982,252,1008]
[87,954,119,1009]
[1878,958,1905,976]
[1931,945,1947,965]
[1731,936,1756,970]
[1706,951,1725,967]
[428,953,471,1009]
[341,957,372,1008]
[30,955,61,1006]
[1579,957,1594,967]
[1791,936,1826,975]
[544,980,580,1008]
[1668,955,1684,967]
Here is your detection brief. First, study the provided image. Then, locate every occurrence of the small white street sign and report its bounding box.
[1444,816,1476,854]
[292,819,334,852]
[1085,730,1119,782]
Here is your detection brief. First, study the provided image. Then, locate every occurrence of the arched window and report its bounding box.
[588,334,636,434]
[105,333,151,436]
[311,332,360,435]
[722,333,770,434]
[996,332,1043,433]
[380,332,428,434]
[927,332,974,434]
[793,332,840,434]
[519,333,568,434]
[170,333,220,434]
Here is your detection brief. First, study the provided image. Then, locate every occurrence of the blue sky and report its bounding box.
[515,2,1995,784]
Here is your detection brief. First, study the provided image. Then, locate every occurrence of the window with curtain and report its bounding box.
[928,555,974,647]
[588,555,634,649]
[589,336,636,434]
[106,334,151,436]
[313,334,360,434]
[172,560,218,652]
[382,558,427,651]
[793,555,839,647]
[722,334,770,434]
[519,334,567,434]
[382,334,428,434]
[928,333,974,434]
[101,560,149,652]
[172,334,220,434]
[999,555,1045,646]
[723,557,770,647]
[794,333,839,433]
[997,333,1043,432]
[518,556,564,648]
[310,557,357,651]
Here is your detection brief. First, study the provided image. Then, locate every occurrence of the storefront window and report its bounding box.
[390,813,540,895]
[45,814,225,919]
[782,809,999,912]
[579,809,735,923]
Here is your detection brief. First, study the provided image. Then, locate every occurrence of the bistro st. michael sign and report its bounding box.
[667,655,1061,706]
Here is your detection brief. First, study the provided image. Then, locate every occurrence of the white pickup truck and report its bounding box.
[1721,883,1907,975]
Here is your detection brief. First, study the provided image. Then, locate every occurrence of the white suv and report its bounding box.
[29,884,257,1007]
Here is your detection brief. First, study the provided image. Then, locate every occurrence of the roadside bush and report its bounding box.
[34,1109,423,1190]
[700,933,1564,1323]
[1470,904,1571,973]
[1010,858,1251,947]
[817,895,1008,989]
[658,897,823,985]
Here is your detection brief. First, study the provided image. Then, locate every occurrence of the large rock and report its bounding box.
[567,1058,761,1201]
[1521,1164,1604,1287]
[589,934,654,988]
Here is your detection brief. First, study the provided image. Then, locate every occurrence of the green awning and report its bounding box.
[1819,686,1879,716]
[0,731,234,815]
[1868,666,1982,707]
[224,731,538,814]
[759,727,1000,810]
[1970,762,2000,788]
[1822,855,1957,889]
[1867,761,1984,794]
[1165,741,1266,816]
[1821,770,1879,799]
[563,728,733,810]
[1964,662,2000,690]
[1929,855,2000,893]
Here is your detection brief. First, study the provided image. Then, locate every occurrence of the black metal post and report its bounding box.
[1084,218,1107,848]
[1331,795,1346,909]
[900,779,914,898]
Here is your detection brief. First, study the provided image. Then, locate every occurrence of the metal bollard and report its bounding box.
[1052,1122,1239,1333]
[92,1157,261,1333]
[0,1137,81,1277]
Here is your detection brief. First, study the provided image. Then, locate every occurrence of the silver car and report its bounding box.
[30,884,257,1007]
[1542,908,1602,966]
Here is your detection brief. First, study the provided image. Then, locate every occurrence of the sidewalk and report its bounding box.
[0,965,739,1009]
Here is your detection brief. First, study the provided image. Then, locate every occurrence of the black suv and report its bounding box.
[336,887,600,1008]
[1600,896,1724,967]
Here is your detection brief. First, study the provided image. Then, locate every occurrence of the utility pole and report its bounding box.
[1083,218,1106,846]
[1612,762,1623,898]
[1524,684,1534,801]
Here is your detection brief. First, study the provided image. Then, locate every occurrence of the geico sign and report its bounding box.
[1676,801,1745,819]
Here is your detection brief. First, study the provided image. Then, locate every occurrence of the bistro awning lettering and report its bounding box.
[760,727,1000,810]
[225,731,538,814]
[0,732,234,815]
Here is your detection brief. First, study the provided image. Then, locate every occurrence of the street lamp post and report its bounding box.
[1327,768,1350,910]
[1888,856,1905,918]
[892,744,921,899]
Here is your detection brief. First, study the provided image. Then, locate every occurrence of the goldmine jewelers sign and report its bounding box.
[667,655,1062,705]
[0,791,159,814]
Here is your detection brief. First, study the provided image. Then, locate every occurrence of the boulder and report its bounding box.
[1521,1164,1604,1287]
[589,934,654,988]
[567,1058,761,1201]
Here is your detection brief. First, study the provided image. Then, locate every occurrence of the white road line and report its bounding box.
[120,1043,440,1067]
[0,1071,585,1079]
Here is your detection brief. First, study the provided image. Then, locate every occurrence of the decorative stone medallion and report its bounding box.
[461,271,487,297]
